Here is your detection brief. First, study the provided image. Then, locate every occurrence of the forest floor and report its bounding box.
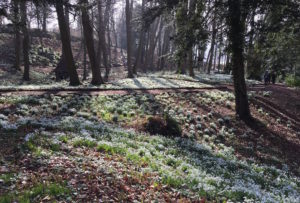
[0,72,300,202]
[1,32,300,202]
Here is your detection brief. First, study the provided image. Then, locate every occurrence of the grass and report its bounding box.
[73,139,97,148]
[0,173,15,184]
[97,143,127,155]
[0,183,69,203]
[58,135,69,144]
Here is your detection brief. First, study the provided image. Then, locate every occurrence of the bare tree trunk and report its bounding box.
[207,15,216,74]
[111,14,118,62]
[217,26,223,72]
[80,0,103,85]
[213,40,218,71]
[55,0,80,86]
[126,0,134,78]
[159,25,171,70]
[13,0,21,70]
[20,1,30,81]
[228,0,251,120]
[105,3,112,70]
[133,0,145,74]
[188,48,194,77]
[97,0,109,81]
[42,2,48,32]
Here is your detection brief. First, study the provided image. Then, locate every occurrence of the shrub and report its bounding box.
[143,114,182,137]
[285,74,300,87]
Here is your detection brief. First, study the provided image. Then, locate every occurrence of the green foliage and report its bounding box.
[59,136,69,144]
[0,183,69,203]
[97,143,127,155]
[285,75,300,87]
[0,173,14,184]
[73,139,97,148]
[161,175,183,188]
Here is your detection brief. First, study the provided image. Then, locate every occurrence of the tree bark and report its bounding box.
[55,0,80,86]
[228,0,251,120]
[97,0,109,81]
[42,2,48,32]
[133,0,145,74]
[207,13,216,74]
[126,0,134,78]
[80,0,103,85]
[20,1,30,81]
[13,0,21,70]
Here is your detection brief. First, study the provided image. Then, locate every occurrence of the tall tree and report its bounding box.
[227,0,251,119]
[207,1,217,74]
[12,0,21,70]
[55,0,80,86]
[133,0,146,74]
[80,0,103,85]
[126,0,134,78]
[97,0,109,81]
[20,0,30,81]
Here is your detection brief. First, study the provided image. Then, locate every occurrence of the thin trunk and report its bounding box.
[159,26,171,70]
[246,8,256,77]
[207,15,216,74]
[80,16,87,80]
[111,15,118,62]
[97,0,109,81]
[80,0,103,85]
[228,0,251,120]
[126,0,134,78]
[133,0,145,74]
[188,47,194,76]
[55,0,80,86]
[42,2,47,32]
[20,1,30,81]
[217,25,223,72]
[13,0,21,70]
[213,41,218,71]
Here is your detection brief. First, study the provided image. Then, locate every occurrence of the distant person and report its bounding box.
[264,70,270,85]
[271,71,277,84]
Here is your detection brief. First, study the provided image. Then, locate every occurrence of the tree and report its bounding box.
[12,0,21,71]
[207,0,217,74]
[97,0,109,81]
[133,0,146,74]
[80,0,103,85]
[20,0,30,81]
[55,0,80,86]
[227,0,251,120]
[126,0,134,78]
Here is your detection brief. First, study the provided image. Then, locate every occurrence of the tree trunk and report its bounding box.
[97,0,109,81]
[159,25,171,70]
[188,48,194,76]
[133,0,145,74]
[80,0,103,85]
[126,0,134,78]
[20,1,30,81]
[13,0,21,70]
[42,2,48,32]
[207,14,216,74]
[228,0,251,120]
[55,0,80,86]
